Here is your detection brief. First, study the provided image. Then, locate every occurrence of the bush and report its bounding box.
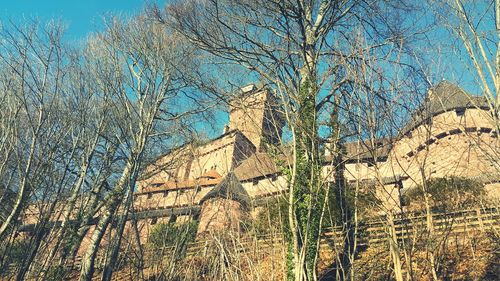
[147,220,198,250]
[403,177,485,211]
[353,231,498,281]
[242,197,289,236]
[2,239,30,265]
[0,239,31,278]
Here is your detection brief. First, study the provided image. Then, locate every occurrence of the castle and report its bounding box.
[15,81,499,251]
[132,81,500,239]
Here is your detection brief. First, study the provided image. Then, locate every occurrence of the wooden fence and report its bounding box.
[6,207,497,278]
[143,206,500,260]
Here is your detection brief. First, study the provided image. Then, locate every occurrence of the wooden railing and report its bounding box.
[6,207,496,278]
[142,207,500,260]
[322,207,499,247]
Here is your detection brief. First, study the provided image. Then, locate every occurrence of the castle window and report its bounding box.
[455,108,466,116]
[435,132,447,139]
[163,191,169,197]
[169,215,177,224]
[151,218,157,225]
[479,127,492,134]
[425,138,436,146]
[400,196,408,207]
[147,193,152,199]
[252,179,259,186]
[271,175,277,182]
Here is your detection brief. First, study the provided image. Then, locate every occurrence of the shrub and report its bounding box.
[148,220,198,250]
[3,239,30,265]
[403,177,485,211]
[247,198,289,236]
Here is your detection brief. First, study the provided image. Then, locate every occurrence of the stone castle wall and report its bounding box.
[16,84,500,261]
[382,108,499,188]
[197,198,245,235]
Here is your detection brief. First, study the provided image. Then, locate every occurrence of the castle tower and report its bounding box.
[229,84,283,151]
[197,172,250,236]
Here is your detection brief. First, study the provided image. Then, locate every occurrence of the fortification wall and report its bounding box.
[382,108,499,188]
[241,175,288,198]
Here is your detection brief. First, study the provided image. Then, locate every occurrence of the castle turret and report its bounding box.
[229,84,284,151]
[197,172,250,236]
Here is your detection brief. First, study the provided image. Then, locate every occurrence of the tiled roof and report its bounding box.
[200,172,251,207]
[137,177,221,194]
[400,81,489,136]
[234,152,283,181]
[324,138,393,163]
[197,169,222,179]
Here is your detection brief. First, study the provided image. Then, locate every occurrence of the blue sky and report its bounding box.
[0,1,491,140]
[0,0,164,41]
[0,1,485,95]
[0,0,229,139]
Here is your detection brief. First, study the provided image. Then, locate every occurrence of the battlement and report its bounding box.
[229,84,284,151]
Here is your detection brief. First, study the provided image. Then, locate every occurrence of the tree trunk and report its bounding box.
[388,213,404,281]
[79,207,117,281]
[39,129,102,278]
[101,181,135,281]
[78,160,135,281]
[0,113,43,239]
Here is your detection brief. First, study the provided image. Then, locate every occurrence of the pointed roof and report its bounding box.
[200,172,251,207]
[234,152,280,181]
[426,81,488,112]
[400,81,489,136]
[197,169,222,180]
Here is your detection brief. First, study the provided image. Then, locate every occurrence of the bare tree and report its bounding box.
[77,15,205,281]
[155,0,428,280]
[0,20,68,242]
[432,0,500,130]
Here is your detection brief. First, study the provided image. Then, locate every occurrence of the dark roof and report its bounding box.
[400,81,489,136]
[347,175,407,186]
[137,177,221,194]
[236,139,393,179]
[324,138,393,163]
[234,152,281,181]
[200,172,251,207]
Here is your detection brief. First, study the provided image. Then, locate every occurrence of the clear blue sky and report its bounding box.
[0,0,164,41]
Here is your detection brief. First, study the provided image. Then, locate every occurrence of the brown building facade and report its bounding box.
[132,81,499,239]
[18,81,500,249]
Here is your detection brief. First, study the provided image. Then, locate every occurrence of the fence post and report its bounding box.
[476,208,485,232]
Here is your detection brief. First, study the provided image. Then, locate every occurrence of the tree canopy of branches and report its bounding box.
[0,14,209,281]
[154,0,430,280]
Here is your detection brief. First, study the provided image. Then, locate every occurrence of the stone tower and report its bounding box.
[229,84,283,151]
[197,172,250,236]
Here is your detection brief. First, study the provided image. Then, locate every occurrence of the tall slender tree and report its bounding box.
[157,0,428,279]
